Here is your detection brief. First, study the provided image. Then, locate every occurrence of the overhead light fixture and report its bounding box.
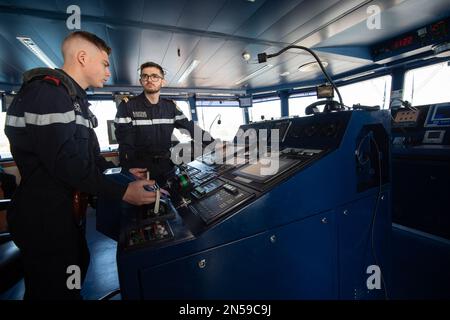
[235,64,273,85]
[242,51,251,61]
[17,36,57,69]
[298,61,328,73]
[178,60,200,83]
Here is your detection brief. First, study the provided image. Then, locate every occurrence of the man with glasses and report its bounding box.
[114,62,212,185]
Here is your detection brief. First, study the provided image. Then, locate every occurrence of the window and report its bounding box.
[172,100,193,143]
[339,75,392,109]
[404,62,450,106]
[88,100,118,151]
[196,102,245,142]
[0,98,12,160]
[249,99,281,122]
[174,100,192,121]
[289,93,318,116]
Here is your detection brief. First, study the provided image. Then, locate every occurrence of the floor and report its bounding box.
[0,208,120,300]
[1,210,449,300]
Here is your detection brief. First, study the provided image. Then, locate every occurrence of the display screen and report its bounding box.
[316,85,334,99]
[424,103,450,127]
[428,131,441,139]
[432,105,450,120]
[233,157,297,183]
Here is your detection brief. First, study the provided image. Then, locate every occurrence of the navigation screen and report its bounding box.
[233,157,297,183]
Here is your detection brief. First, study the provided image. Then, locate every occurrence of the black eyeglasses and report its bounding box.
[140,73,164,82]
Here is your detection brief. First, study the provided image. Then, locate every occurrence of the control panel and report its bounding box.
[391,103,450,147]
[393,109,420,127]
[114,112,351,250]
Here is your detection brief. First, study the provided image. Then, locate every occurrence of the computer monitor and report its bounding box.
[239,96,252,108]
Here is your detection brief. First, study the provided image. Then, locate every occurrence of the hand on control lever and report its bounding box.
[129,168,147,180]
[144,183,171,197]
[122,179,157,206]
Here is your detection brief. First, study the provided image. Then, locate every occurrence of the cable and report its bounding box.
[389,98,416,111]
[98,288,121,300]
[355,132,372,166]
[258,45,345,109]
[368,135,389,300]
[208,113,221,134]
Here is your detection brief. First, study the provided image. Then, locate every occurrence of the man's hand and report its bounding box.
[129,168,147,180]
[122,179,157,206]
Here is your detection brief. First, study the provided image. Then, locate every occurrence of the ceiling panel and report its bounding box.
[258,0,340,42]
[233,0,304,39]
[56,0,105,18]
[103,0,145,21]
[139,29,174,68]
[0,0,449,91]
[106,26,142,85]
[207,0,267,35]
[0,15,61,76]
[317,0,450,47]
[179,36,227,87]
[142,0,188,26]
[161,33,202,85]
[176,0,227,31]
[0,0,57,11]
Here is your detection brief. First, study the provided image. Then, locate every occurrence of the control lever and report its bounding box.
[154,186,161,214]
[223,184,239,195]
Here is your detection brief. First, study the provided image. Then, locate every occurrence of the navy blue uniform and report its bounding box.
[4,69,127,299]
[114,93,209,184]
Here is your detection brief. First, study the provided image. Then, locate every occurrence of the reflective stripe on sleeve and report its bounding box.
[132,118,175,126]
[114,117,132,124]
[6,111,92,128]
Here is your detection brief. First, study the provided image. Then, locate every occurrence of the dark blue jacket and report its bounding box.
[4,69,126,251]
[114,93,210,170]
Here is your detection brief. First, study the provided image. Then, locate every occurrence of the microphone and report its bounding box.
[257,53,268,63]
[257,45,344,109]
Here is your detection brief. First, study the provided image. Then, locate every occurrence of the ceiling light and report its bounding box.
[298,61,328,73]
[242,51,251,61]
[235,64,273,85]
[178,60,200,83]
[17,36,57,69]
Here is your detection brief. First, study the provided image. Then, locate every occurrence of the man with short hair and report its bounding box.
[114,61,213,185]
[5,31,157,299]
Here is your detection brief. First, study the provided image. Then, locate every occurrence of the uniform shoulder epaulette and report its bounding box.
[43,75,61,86]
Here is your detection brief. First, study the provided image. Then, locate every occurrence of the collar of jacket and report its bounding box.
[138,92,162,107]
[56,68,88,99]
